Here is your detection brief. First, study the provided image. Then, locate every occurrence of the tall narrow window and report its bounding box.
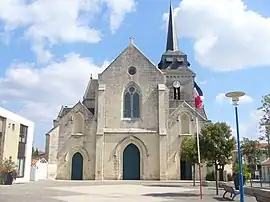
[181,114,190,134]
[173,87,180,100]
[18,124,28,178]
[17,158,25,177]
[123,86,140,118]
[19,125,28,143]
[74,113,84,134]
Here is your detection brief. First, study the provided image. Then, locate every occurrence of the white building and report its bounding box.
[30,158,48,181]
[261,158,270,182]
[0,107,34,183]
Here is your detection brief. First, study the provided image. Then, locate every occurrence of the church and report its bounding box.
[45,2,208,181]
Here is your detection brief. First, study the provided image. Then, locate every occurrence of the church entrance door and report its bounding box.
[123,144,140,180]
[71,152,83,180]
[180,160,192,180]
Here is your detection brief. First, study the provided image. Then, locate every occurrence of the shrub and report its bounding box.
[0,157,17,179]
[234,163,251,181]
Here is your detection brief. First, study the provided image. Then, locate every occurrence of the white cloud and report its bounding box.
[0,0,136,62]
[238,110,264,139]
[224,110,263,141]
[0,54,107,122]
[170,0,270,71]
[104,0,136,33]
[215,93,253,104]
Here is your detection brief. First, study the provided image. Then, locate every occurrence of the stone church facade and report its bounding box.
[45,3,208,181]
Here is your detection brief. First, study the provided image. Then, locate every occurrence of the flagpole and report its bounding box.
[196,115,203,200]
[182,101,205,200]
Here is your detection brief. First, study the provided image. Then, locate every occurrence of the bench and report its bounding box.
[220,184,240,200]
[254,192,270,202]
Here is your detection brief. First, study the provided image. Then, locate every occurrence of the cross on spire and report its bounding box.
[130,36,134,44]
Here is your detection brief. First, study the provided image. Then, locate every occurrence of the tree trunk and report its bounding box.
[193,164,196,186]
[219,167,224,181]
[215,163,219,195]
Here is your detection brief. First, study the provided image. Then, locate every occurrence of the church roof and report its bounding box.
[99,42,164,78]
[158,1,191,70]
[83,77,98,100]
[57,105,72,119]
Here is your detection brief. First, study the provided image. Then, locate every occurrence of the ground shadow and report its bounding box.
[143,192,199,198]
[144,184,186,188]
[208,187,227,191]
[212,196,234,201]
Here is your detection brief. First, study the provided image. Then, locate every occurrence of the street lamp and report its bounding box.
[226,91,245,202]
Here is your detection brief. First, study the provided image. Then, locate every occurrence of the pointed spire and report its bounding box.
[166,0,179,51]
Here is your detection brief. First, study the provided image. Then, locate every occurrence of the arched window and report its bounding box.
[123,86,140,118]
[74,113,84,134]
[181,114,190,134]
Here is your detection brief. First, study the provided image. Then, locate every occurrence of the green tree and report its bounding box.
[181,136,198,186]
[32,147,40,158]
[240,137,265,186]
[241,138,264,172]
[241,138,259,165]
[234,163,252,185]
[200,122,236,168]
[258,94,270,157]
[200,122,236,194]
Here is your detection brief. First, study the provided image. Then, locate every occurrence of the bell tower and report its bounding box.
[158,1,195,112]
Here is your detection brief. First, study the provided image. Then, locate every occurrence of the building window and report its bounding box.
[12,124,15,131]
[123,86,140,118]
[181,114,190,134]
[19,124,28,143]
[128,66,137,75]
[173,87,180,100]
[74,113,84,134]
[17,157,25,178]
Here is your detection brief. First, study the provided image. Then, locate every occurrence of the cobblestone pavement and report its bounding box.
[0,180,257,202]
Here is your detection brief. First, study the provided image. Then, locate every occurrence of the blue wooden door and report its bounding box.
[71,152,83,180]
[180,160,192,180]
[123,144,140,180]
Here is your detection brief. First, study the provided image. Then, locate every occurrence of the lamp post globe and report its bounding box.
[226,91,245,202]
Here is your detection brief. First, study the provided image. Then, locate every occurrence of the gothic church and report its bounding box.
[45,2,207,180]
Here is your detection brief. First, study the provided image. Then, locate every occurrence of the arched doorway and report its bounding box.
[71,152,83,180]
[123,144,140,180]
[180,160,192,180]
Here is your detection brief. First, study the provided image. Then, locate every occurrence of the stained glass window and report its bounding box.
[123,86,140,118]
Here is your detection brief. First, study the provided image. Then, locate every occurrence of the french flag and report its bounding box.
[194,81,204,109]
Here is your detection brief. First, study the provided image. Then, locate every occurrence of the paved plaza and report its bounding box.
[0,181,257,202]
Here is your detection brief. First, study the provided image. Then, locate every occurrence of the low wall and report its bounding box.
[244,187,270,197]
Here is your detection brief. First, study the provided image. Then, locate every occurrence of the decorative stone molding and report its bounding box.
[158,84,166,91]
[72,132,84,136]
[113,135,149,157]
[98,84,106,91]
[174,151,179,162]
[113,135,150,179]
[104,128,156,134]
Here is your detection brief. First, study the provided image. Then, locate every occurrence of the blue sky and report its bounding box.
[0,0,270,150]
